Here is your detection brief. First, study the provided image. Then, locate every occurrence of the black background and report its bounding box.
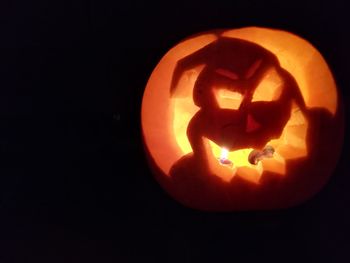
[0,0,349,262]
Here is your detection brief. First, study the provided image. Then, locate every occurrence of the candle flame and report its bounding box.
[220,147,229,161]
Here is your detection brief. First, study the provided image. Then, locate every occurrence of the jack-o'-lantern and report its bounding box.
[141,27,344,211]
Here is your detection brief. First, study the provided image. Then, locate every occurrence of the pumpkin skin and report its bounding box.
[141,27,344,211]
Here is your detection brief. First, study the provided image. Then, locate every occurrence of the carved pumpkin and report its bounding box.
[141,27,344,211]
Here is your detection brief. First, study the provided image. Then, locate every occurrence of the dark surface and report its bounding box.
[0,0,349,262]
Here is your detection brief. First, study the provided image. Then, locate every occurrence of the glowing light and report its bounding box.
[220,147,229,160]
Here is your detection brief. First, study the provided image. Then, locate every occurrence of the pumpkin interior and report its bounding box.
[141,27,338,181]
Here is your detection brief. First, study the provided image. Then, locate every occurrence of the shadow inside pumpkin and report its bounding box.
[167,37,335,210]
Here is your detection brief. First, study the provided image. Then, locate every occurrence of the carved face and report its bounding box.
[171,37,309,183]
[173,38,292,149]
[141,27,344,211]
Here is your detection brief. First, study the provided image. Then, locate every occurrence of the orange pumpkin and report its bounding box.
[141,27,344,211]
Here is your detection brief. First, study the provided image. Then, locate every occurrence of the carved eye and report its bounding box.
[213,88,243,110]
[245,59,262,79]
[252,68,283,102]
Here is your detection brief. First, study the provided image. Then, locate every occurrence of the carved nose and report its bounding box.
[246,114,261,133]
